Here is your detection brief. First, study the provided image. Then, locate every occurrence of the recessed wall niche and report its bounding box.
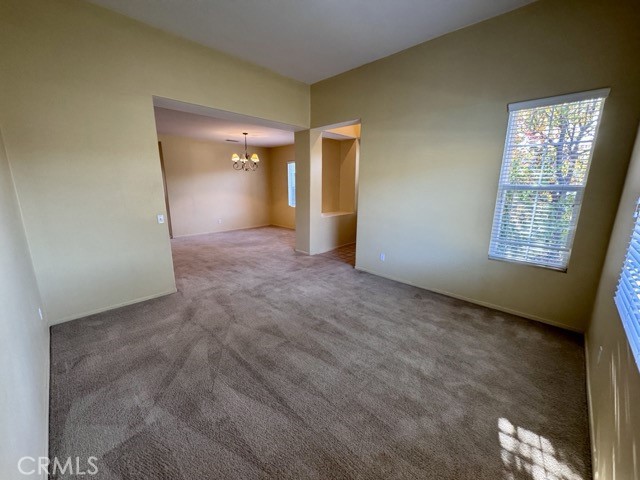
[321,136,358,214]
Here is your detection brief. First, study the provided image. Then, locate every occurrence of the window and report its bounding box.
[615,199,640,369]
[287,161,296,207]
[489,89,609,271]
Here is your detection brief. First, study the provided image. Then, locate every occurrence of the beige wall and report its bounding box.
[586,125,640,479]
[159,135,271,236]
[1,0,638,473]
[296,131,357,254]
[0,0,309,324]
[311,0,640,331]
[0,129,49,478]
[295,131,313,253]
[339,139,358,213]
[315,212,357,253]
[268,144,296,229]
[322,138,358,214]
[322,139,342,213]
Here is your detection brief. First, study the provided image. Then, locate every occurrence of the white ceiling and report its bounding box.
[154,107,295,147]
[88,0,535,84]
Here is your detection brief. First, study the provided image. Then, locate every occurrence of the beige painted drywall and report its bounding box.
[297,131,357,255]
[315,211,357,254]
[586,125,640,479]
[311,0,640,331]
[339,139,358,214]
[268,144,296,229]
[295,131,313,253]
[326,124,361,139]
[0,129,49,478]
[0,0,309,324]
[322,137,358,215]
[159,135,271,237]
[322,139,342,213]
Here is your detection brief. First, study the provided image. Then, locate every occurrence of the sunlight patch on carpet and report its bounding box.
[498,417,583,480]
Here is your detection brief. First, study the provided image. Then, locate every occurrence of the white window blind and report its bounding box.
[489,89,609,271]
[287,162,296,207]
[615,199,640,369]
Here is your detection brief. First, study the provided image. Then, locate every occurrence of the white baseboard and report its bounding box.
[49,289,177,326]
[354,265,582,333]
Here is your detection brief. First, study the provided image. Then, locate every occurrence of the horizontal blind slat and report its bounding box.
[489,92,606,269]
[614,203,640,370]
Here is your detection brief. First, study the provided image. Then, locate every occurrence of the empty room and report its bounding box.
[1,0,639,479]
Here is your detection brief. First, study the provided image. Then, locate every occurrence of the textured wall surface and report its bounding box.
[0,129,48,478]
[160,135,271,237]
[0,0,309,323]
[268,144,296,229]
[587,126,640,479]
[311,0,640,331]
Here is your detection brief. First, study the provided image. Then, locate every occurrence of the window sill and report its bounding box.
[488,255,568,273]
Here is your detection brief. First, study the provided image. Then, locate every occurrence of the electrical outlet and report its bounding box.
[157,214,165,224]
[379,253,386,261]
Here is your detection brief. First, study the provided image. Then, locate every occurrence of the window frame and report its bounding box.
[488,88,610,272]
[615,198,640,370]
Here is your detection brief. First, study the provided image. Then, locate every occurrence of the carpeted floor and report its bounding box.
[49,227,591,479]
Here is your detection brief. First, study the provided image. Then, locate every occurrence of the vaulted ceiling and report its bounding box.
[88,0,535,84]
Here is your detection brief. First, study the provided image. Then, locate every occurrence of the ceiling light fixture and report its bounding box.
[231,132,259,171]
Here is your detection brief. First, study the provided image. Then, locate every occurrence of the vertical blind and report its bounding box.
[489,89,609,271]
[615,199,640,369]
[287,162,296,207]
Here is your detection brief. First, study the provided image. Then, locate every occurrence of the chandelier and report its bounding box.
[231,132,259,171]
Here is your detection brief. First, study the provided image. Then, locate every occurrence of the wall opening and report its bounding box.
[151,96,305,279]
[306,121,361,265]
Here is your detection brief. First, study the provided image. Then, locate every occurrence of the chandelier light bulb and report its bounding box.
[231,132,259,171]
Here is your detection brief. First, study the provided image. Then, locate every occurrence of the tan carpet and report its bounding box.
[49,227,591,479]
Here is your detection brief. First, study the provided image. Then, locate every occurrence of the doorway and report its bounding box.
[311,121,361,267]
[150,96,304,282]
